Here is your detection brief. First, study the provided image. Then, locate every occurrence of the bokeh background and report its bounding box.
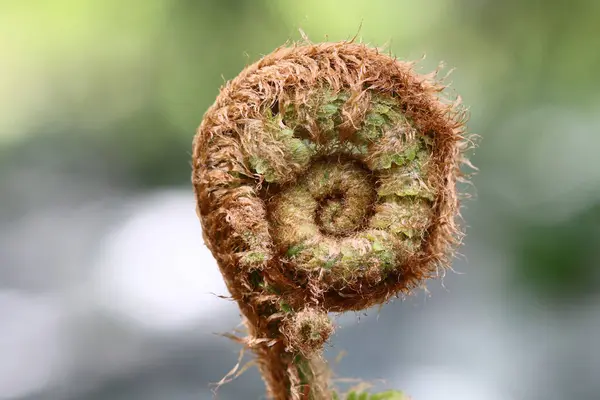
[2,1,600,399]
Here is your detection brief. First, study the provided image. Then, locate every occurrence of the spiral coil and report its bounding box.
[193,41,469,399]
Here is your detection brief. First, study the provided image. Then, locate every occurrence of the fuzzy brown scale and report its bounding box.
[193,41,469,400]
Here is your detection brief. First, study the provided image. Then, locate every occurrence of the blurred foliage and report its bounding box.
[1,0,599,301]
[512,204,600,300]
[336,390,409,400]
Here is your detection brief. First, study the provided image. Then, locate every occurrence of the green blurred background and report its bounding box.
[1,1,600,399]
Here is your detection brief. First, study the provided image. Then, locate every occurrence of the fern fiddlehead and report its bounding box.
[192,41,469,399]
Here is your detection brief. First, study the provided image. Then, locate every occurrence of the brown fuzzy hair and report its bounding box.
[192,40,470,399]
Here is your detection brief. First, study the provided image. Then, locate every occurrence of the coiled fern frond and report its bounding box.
[192,40,470,400]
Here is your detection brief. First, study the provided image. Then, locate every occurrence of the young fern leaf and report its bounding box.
[192,40,472,400]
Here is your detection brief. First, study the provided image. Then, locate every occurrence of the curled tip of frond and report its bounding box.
[192,41,473,397]
[194,41,471,310]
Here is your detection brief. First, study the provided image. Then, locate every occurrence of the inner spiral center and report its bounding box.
[307,162,375,239]
[315,191,354,236]
[268,161,377,255]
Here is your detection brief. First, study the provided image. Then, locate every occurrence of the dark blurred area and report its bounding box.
[1,1,599,399]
